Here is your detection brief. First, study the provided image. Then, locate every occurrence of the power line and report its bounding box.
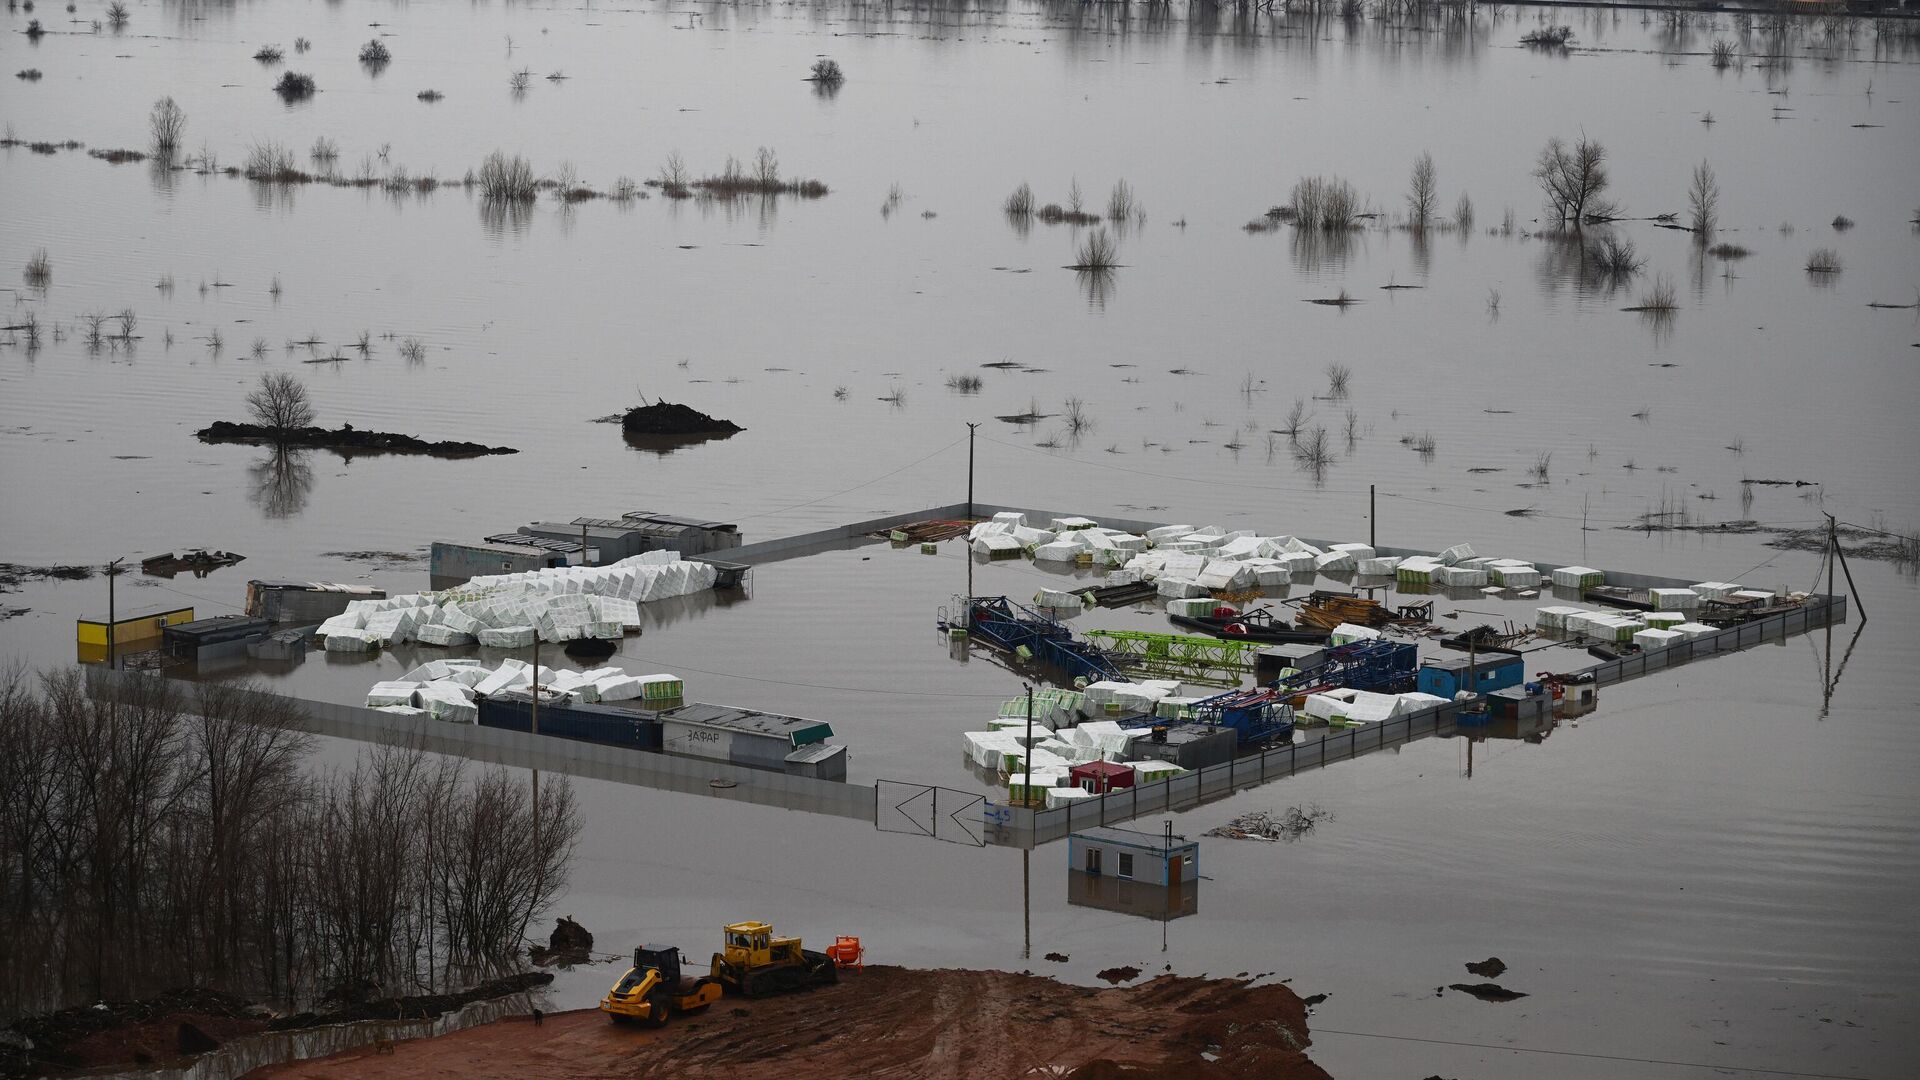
[734,436,966,522]
[1310,1026,1886,1080]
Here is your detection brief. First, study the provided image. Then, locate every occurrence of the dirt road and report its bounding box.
[247,966,1330,1080]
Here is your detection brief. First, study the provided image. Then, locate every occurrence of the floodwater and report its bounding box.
[4,1,1920,1077]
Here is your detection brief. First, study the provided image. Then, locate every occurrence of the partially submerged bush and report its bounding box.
[23,247,51,288]
[1289,175,1360,231]
[274,71,317,101]
[1805,248,1843,273]
[1521,24,1573,47]
[1710,39,1736,68]
[1587,232,1643,279]
[1004,181,1034,217]
[244,140,308,182]
[1706,242,1750,259]
[477,150,537,201]
[1068,228,1119,271]
[417,88,444,102]
[808,57,844,84]
[254,44,285,63]
[358,38,392,66]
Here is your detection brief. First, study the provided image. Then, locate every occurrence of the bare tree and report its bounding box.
[1534,136,1618,229]
[1687,159,1719,240]
[246,373,315,445]
[1406,151,1437,230]
[149,97,186,155]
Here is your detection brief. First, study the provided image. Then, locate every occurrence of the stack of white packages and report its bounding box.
[1069,720,1134,761]
[1052,516,1100,532]
[1551,565,1606,589]
[1033,588,1087,609]
[1396,557,1441,584]
[1689,582,1740,600]
[1643,612,1687,629]
[971,533,1023,558]
[1131,759,1186,782]
[1633,627,1684,650]
[1214,536,1267,561]
[415,683,477,724]
[1306,688,1396,724]
[1314,549,1356,573]
[324,629,381,652]
[1672,621,1718,640]
[1283,537,1325,559]
[1196,559,1255,592]
[1329,622,1381,645]
[474,658,535,696]
[1535,605,1586,631]
[545,666,624,702]
[1731,589,1776,604]
[1245,560,1292,588]
[1033,541,1082,562]
[366,681,422,708]
[1357,556,1402,576]
[1393,692,1450,716]
[1272,551,1316,574]
[477,626,537,648]
[416,623,476,646]
[1589,615,1646,642]
[1157,576,1208,599]
[1488,561,1542,588]
[1650,588,1699,611]
[1165,598,1218,617]
[1046,787,1095,810]
[1439,543,1476,565]
[1330,542,1376,561]
[1433,564,1489,587]
[1082,680,1179,715]
[590,595,643,631]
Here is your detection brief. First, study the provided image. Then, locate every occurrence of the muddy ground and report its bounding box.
[247,966,1329,1080]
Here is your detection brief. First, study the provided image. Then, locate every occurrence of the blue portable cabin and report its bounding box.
[477,691,664,752]
[1416,653,1525,699]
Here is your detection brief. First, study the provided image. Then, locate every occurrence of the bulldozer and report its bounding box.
[709,921,839,998]
[600,944,724,1026]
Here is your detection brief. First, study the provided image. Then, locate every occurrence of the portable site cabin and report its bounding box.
[1069,760,1136,795]
[76,606,195,664]
[1416,654,1525,699]
[1067,826,1199,887]
[162,615,272,663]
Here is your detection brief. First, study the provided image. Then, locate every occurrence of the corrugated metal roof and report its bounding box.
[1070,826,1196,853]
[660,703,833,744]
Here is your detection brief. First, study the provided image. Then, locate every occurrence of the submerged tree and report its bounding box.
[1406,151,1437,231]
[1534,136,1617,229]
[1687,159,1719,240]
[246,372,315,445]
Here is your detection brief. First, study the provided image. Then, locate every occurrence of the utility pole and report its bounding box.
[1023,683,1035,807]
[966,422,980,519]
[106,557,123,669]
[1826,514,1866,623]
[1369,484,1376,550]
[531,634,541,873]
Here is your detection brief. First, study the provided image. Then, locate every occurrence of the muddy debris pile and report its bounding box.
[530,917,597,967]
[195,421,518,458]
[268,972,552,1030]
[618,400,742,436]
[2,987,264,1077]
[141,549,246,578]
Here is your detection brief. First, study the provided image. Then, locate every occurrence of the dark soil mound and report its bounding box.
[1095,965,1141,985]
[1464,957,1507,978]
[4,987,261,1075]
[267,973,553,1031]
[195,422,517,458]
[620,401,743,436]
[1447,982,1528,1003]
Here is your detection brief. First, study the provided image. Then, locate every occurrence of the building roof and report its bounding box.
[660,702,833,746]
[248,580,382,594]
[1422,653,1523,672]
[1070,825,1197,854]
[1070,760,1135,777]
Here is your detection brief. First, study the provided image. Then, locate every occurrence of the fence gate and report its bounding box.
[875,779,987,846]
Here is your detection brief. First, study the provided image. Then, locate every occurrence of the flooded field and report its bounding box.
[4,0,1920,1077]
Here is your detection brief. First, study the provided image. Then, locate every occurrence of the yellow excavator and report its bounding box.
[709,921,840,998]
[600,943,724,1026]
